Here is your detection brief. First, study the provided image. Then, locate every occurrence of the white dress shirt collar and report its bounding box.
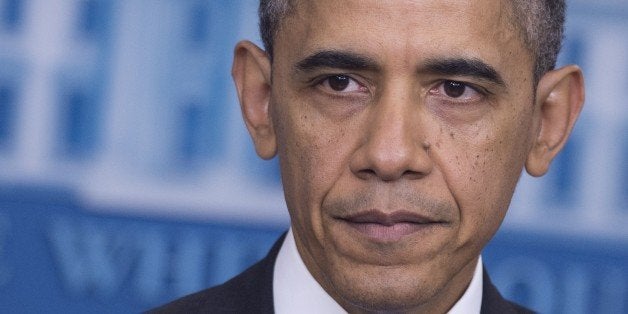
[273,228,483,314]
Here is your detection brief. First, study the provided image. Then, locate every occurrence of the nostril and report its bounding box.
[354,162,430,182]
[356,169,377,180]
[401,170,425,180]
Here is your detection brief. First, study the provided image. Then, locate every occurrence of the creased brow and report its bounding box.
[295,50,379,72]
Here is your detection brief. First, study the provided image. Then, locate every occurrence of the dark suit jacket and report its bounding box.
[149,234,534,313]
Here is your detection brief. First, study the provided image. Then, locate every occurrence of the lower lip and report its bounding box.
[343,221,439,242]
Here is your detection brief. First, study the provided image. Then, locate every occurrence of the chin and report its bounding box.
[329,264,442,313]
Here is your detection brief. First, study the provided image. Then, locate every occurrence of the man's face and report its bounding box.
[270,0,536,311]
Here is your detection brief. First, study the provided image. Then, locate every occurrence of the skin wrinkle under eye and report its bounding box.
[425,84,493,127]
[306,74,371,120]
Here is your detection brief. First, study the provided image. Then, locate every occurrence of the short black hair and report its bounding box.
[259,0,566,83]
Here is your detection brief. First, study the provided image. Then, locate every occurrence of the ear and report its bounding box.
[232,40,277,160]
[525,65,585,177]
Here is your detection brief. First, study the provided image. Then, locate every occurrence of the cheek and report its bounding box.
[275,108,354,240]
[434,118,532,246]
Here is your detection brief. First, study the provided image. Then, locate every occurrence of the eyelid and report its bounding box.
[466,81,491,96]
[427,80,490,106]
[430,80,490,97]
[314,73,370,93]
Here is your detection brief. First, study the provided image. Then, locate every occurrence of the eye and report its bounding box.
[430,80,484,102]
[443,81,466,97]
[319,75,366,93]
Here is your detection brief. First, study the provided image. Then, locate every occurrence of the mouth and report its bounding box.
[337,210,448,242]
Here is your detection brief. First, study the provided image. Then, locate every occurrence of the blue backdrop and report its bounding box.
[0,0,626,313]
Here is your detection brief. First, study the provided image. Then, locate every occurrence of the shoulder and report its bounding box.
[147,233,286,314]
[481,268,536,314]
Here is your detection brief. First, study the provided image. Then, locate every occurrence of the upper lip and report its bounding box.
[339,210,443,226]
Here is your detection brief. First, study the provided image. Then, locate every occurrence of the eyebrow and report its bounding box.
[421,58,506,87]
[295,50,379,72]
[294,51,506,88]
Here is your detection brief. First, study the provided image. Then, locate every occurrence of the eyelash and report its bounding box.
[314,75,368,94]
[312,75,489,104]
[429,80,489,103]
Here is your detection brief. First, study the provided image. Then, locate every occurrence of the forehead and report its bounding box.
[275,0,530,77]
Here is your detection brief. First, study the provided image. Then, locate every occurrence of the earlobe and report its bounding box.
[525,65,585,177]
[232,40,277,160]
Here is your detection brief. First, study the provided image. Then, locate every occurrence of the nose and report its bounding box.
[349,86,433,181]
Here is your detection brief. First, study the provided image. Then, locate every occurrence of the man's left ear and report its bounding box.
[526,65,585,177]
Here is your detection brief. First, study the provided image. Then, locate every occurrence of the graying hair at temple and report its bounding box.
[258,0,566,83]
